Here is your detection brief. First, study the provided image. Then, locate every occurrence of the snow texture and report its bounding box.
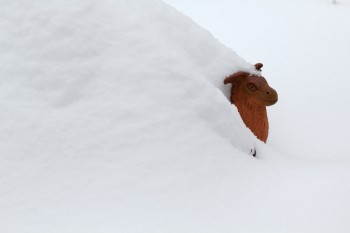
[1,0,350,232]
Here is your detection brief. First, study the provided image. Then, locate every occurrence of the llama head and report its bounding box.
[224,63,278,143]
[224,64,278,107]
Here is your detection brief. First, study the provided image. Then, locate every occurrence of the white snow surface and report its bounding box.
[1,0,350,232]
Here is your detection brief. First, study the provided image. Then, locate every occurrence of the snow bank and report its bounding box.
[0,0,257,152]
[3,0,350,232]
[0,0,261,232]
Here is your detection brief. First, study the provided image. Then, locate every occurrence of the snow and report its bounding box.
[1,0,350,232]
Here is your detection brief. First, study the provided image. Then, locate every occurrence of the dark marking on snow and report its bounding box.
[250,148,257,157]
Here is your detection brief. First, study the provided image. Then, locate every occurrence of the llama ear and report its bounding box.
[254,63,263,71]
[224,71,248,85]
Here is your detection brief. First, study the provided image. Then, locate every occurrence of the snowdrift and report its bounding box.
[0,0,259,232]
[2,0,350,232]
[0,0,258,155]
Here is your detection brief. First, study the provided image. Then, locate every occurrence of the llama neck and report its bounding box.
[234,98,269,143]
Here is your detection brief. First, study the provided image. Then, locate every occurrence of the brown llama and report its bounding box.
[224,63,278,143]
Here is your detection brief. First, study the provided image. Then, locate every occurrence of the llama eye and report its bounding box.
[247,83,257,92]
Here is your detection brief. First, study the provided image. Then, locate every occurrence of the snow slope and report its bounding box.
[1,0,350,232]
[0,0,257,232]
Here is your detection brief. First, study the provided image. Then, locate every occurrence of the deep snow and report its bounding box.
[1,0,350,232]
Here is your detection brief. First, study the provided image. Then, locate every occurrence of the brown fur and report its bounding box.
[224,63,278,143]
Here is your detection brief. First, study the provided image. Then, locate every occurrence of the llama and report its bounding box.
[224,63,278,143]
